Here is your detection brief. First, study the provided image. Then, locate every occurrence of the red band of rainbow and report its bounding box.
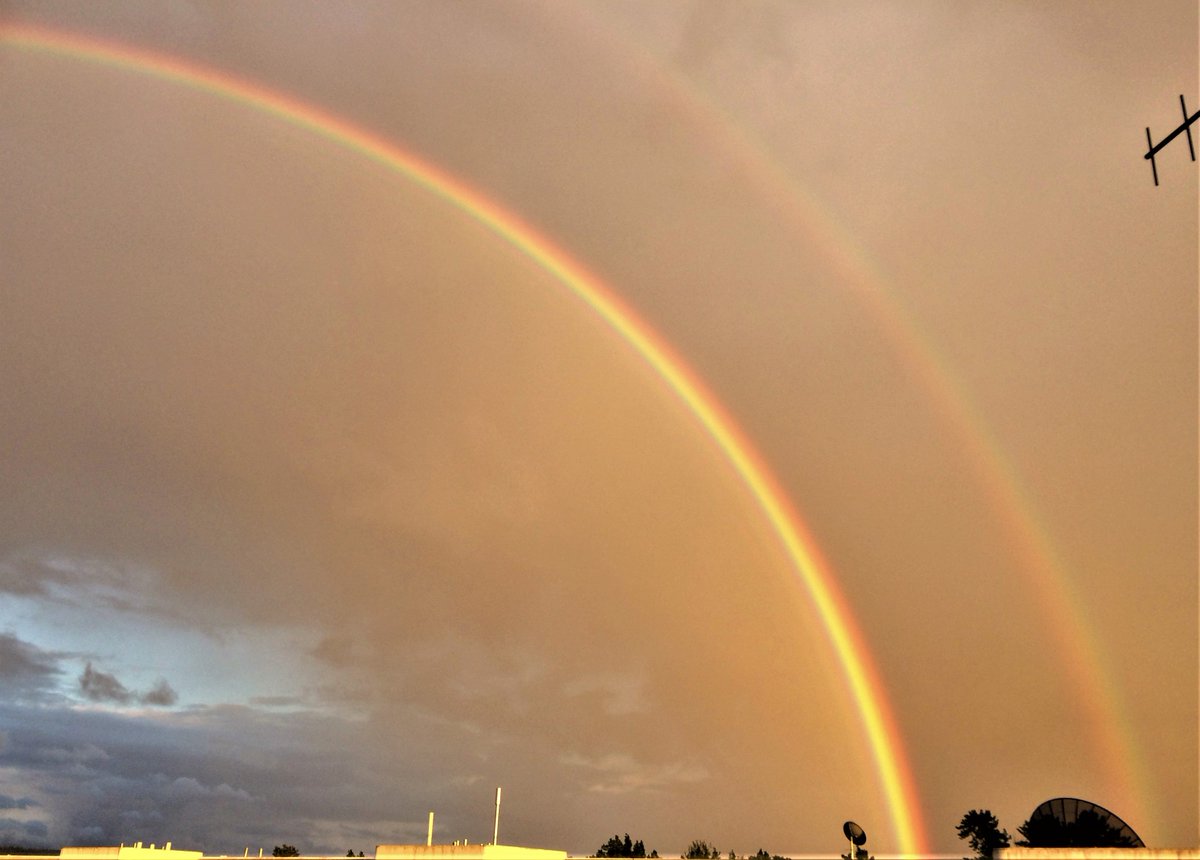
[0,21,938,853]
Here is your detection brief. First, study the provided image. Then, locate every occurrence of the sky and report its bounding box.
[0,2,1196,857]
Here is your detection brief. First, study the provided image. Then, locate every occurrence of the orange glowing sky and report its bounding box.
[0,2,1195,857]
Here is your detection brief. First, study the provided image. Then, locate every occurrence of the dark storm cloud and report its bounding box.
[78,664,178,708]
[0,556,121,605]
[0,554,188,629]
[0,698,593,852]
[79,663,134,705]
[0,795,37,810]
[0,633,63,701]
[0,701,278,847]
[0,817,50,842]
[0,557,61,597]
[141,680,179,707]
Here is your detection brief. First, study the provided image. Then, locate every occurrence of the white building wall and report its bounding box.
[997,848,1200,860]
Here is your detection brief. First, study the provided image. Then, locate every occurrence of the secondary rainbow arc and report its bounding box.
[552,5,1154,837]
[0,23,928,854]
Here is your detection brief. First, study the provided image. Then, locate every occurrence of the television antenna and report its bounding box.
[1144,94,1197,185]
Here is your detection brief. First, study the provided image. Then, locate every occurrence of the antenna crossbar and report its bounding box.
[1144,94,1198,185]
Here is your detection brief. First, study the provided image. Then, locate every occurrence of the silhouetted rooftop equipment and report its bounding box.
[1026,797,1144,848]
[841,821,867,860]
[1144,95,1197,185]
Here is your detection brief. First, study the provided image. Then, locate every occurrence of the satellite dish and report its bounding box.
[842,821,867,847]
[1025,797,1144,848]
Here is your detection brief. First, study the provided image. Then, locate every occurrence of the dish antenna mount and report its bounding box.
[1024,797,1144,848]
[842,821,867,859]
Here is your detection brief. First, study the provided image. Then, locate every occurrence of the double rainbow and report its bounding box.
[553,4,1154,837]
[13,18,1156,855]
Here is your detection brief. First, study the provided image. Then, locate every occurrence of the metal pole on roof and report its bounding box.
[492,787,502,846]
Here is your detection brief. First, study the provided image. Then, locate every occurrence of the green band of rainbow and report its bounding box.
[558,5,1153,836]
[0,23,928,853]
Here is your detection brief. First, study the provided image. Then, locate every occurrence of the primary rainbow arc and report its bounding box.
[555,5,1153,835]
[0,23,928,855]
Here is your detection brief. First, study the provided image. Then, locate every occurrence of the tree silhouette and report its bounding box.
[595,834,651,858]
[273,846,300,857]
[683,841,720,859]
[957,809,1011,859]
[751,850,787,860]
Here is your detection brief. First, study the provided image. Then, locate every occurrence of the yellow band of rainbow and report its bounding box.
[555,6,1153,835]
[0,23,929,854]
